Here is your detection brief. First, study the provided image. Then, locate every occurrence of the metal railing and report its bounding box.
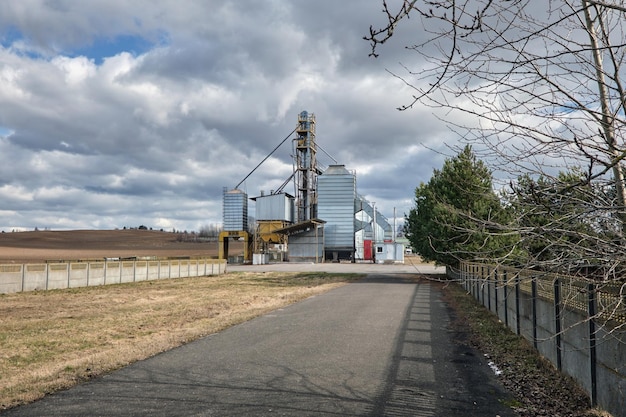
[452,261,626,417]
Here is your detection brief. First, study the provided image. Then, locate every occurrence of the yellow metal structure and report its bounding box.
[218,230,251,262]
[257,220,289,243]
[254,220,289,253]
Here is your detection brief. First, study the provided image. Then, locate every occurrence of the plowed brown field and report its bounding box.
[0,229,236,263]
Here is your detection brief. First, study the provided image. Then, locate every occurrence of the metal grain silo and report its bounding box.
[251,192,294,250]
[317,165,356,261]
[252,192,294,222]
[223,188,248,231]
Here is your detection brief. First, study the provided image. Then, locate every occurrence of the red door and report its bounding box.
[363,240,372,260]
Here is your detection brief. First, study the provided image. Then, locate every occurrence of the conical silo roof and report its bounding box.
[323,165,352,175]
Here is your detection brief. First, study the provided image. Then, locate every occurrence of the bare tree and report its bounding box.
[366,5,626,385]
[366,1,626,273]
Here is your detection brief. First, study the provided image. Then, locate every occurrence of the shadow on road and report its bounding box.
[368,278,517,417]
[2,274,517,417]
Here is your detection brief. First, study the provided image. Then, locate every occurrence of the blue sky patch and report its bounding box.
[1,25,168,63]
[0,26,41,59]
[0,26,22,48]
[0,126,14,137]
[71,33,165,64]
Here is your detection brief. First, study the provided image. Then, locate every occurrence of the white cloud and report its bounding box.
[0,1,453,231]
[51,55,96,84]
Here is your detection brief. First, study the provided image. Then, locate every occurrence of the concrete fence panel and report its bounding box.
[121,262,135,283]
[504,284,518,333]
[0,258,226,295]
[135,261,148,282]
[457,261,626,417]
[69,263,89,288]
[105,262,121,285]
[170,261,180,278]
[596,325,626,414]
[47,263,69,290]
[180,260,189,278]
[0,265,23,293]
[148,261,160,280]
[561,309,593,394]
[534,296,558,365]
[495,270,506,323]
[159,261,170,279]
[24,264,47,291]
[134,261,143,280]
[88,262,105,286]
[517,288,534,343]
[486,267,493,310]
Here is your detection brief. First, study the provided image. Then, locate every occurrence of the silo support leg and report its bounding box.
[218,232,229,260]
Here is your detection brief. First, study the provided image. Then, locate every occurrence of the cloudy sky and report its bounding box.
[0,0,453,232]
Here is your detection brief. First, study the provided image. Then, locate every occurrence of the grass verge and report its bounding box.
[440,280,612,417]
[0,271,362,410]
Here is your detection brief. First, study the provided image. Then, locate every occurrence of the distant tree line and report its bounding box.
[198,224,223,238]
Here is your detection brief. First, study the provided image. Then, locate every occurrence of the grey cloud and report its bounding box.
[0,1,452,231]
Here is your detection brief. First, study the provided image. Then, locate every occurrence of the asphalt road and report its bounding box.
[3,269,517,416]
[226,261,445,275]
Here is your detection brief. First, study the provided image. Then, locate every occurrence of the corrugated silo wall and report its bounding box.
[255,193,293,222]
[223,189,248,231]
[317,166,356,256]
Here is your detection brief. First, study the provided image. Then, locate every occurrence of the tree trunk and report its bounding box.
[583,0,626,235]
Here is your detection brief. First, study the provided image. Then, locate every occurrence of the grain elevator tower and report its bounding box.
[294,111,321,222]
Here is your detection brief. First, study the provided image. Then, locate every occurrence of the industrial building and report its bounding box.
[220,111,403,264]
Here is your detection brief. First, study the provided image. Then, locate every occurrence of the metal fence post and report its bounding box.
[494,267,498,316]
[515,273,521,335]
[471,264,475,297]
[487,266,492,312]
[481,265,486,306]
[503,270,509,328]
[554,277,562,371]
[473,265,477,299]
[588,282,597,407]
[474,266,480,301]
[531,278,538,349]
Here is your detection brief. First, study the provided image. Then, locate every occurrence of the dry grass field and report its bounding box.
[0,229,234,263]
[0,230,359,410]
[0,231,611,416]
[0,270,361,411]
